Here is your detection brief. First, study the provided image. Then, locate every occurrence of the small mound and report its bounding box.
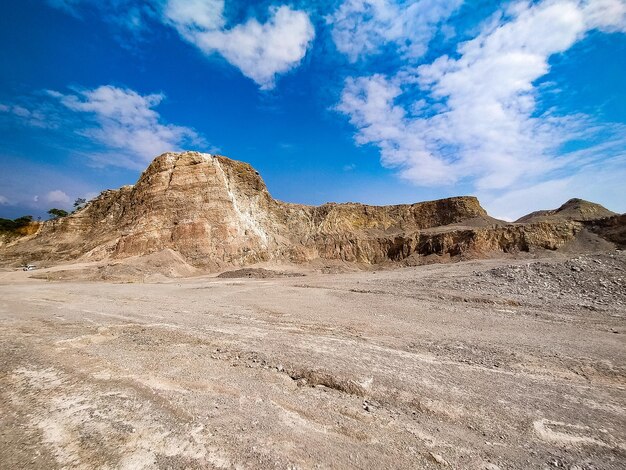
[557,228,616,253]
[31,249,198,282]
[217,268,305,279]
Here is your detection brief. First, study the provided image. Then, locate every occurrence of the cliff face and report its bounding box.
[0,152,615,270]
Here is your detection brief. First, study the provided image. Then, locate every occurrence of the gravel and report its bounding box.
[467,251,626,311]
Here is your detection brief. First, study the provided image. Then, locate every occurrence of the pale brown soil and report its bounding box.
[0,253,625,469]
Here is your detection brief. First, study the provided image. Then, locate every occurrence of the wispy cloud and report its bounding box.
[3,85,204,170]
[162,0,225,32]
[49,85,203,168]
[46,0,158,35]
[337,0,626,196]
[329,0,463,62]
[0,102,56,128]
[46,0,82,16]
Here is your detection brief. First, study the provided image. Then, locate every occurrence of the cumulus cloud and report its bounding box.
[165,2,316,89]
[337,0,626,193]
[329,0,463,62]
[49,85,202,167]
[0,195,9,205]
[45,189,71,205]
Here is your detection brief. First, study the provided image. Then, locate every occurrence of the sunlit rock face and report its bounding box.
[1,151,613,270]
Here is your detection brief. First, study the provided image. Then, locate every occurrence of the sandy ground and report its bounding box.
[0,253,625,469]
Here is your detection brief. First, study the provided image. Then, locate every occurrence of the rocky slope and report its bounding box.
[0,152,620,272]
[584,214,626,249]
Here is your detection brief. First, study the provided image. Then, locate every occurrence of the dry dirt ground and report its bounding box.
[0,252,625,469]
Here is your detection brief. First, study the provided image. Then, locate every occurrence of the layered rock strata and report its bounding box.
[0,152,615,270]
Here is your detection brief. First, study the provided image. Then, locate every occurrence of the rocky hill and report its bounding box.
[0,152,621,273]
[515,198,616,223]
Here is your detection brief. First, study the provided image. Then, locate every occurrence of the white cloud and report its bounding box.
[196,7,315,89]
[12,106,31,118]
[0,195,9,205]
[47,0,315,89]
[47,0,157,32]
[338,0,626,192]
[0,102,51,128]
[329,0,463,62]
[583,0,626,32]
[163,2,315,89]
[337,74,455,185]
[51,85,202,167]
[46,189,71,205]
[163,0,225,33]
[1,86,207,170]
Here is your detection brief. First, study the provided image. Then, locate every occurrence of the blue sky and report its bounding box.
[0,0,624,220]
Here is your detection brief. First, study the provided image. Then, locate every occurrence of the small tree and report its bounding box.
[48,208,68,219]
[0,218,15,232]
[73,198,87,211]
[0,215,33,232]
[13,215,33,228]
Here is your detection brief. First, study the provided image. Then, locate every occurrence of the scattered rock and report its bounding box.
[428,452,449,466]
[451,252,626,311]
[483,464,501,470]
[217,268,304,279]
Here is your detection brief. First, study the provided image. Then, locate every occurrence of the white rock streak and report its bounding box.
[212,156,269,246]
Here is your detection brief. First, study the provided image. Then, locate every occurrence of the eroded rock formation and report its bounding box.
[0,152,620,271]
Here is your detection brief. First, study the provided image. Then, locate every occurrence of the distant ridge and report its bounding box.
[515,198,616,224]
